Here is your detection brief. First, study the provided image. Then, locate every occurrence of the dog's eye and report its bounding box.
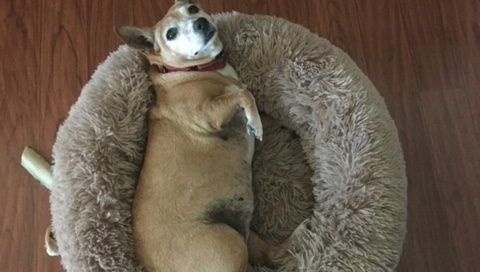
[166,28,178,40]
[188,5,199,14]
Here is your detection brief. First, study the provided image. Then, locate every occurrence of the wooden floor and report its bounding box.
[1,0,479,271]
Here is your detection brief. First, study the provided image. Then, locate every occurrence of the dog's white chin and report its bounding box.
[190,36,223,60]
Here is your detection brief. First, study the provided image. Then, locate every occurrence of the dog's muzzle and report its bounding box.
[194,17,216,43]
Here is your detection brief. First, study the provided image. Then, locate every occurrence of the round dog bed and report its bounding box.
[50,13,407,271]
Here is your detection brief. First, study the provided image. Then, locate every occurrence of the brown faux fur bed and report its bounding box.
[50,13,407,271]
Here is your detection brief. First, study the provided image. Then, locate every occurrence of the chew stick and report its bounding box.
[20,146,53,190]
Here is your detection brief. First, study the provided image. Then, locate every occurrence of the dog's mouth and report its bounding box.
[205,28,216,44]
[194,28,217,56]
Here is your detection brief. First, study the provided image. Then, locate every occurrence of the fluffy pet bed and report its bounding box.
[50,13,407,271]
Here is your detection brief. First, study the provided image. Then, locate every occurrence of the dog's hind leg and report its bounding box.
[177,223,249,272]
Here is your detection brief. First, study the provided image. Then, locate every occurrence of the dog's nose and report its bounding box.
[193,17,210,33]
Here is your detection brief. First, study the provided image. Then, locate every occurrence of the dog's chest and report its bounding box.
[217,63,240,80]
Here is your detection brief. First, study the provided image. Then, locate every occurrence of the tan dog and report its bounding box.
[116,1,290,271]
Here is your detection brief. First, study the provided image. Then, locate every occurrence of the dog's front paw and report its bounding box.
[247,120,263,141]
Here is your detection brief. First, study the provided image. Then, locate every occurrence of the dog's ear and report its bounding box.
[45,226,59,256]
[115,26,155,51]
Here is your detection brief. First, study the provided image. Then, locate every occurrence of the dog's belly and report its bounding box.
[133,120,254,272]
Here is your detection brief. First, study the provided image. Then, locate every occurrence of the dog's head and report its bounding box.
[116,0,222,68]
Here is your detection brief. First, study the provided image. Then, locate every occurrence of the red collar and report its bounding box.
[156,51,226,74]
